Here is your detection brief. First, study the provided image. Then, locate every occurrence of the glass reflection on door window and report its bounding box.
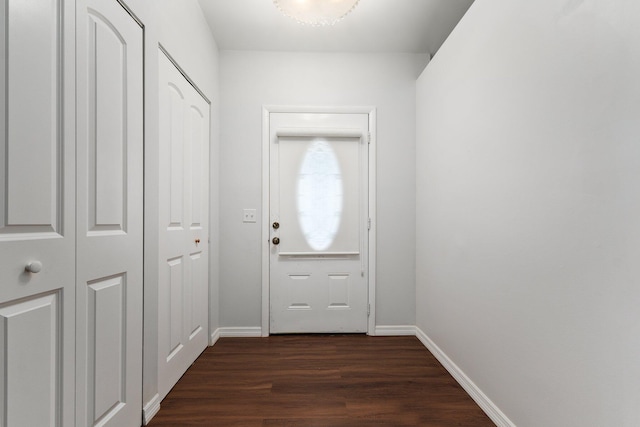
[297,139,343,251]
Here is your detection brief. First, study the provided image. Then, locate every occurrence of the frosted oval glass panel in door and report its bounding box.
[278,135,360,254]
[297,139,343,251]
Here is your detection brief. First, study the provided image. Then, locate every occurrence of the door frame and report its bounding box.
[261,105,377,336]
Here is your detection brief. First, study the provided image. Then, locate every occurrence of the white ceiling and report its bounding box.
[197,0,474,55]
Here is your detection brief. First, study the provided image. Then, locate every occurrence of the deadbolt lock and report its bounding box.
[272,237,280,245]
[272,221,280,230]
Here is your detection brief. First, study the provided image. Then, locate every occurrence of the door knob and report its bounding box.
[272,237,280,245]
[272,222,280,230]
[195,239,200,244]
[25,261,43,274]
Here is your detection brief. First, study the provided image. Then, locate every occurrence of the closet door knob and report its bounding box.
[25,261,43,274]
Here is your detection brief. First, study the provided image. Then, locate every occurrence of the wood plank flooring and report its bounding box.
[148,335,494,426]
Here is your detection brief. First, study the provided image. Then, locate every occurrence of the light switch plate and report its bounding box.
[243,209,257,223]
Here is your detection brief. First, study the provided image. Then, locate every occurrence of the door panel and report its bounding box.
[0,0,75,425]
[88,11,127,232]
[167,256,184,360]
[189,252,205,337]
[190,107,205,228]
[269,113,369,333]
[2,0,61,232]
[76,0,143,426]
[168,85,185,227]
[86,274,128,424]
[0,293,60,427]
[158,51,210,400]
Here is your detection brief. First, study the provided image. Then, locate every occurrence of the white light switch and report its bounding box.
[243,209,257,223]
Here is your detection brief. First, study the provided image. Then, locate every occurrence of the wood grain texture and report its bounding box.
[148,335,494,426]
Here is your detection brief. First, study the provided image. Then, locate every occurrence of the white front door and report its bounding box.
[157,50,210,400]
[75,0,143,426]
[0,0,75,425]
[269,112,370,333]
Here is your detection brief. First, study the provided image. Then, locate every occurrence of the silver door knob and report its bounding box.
[25,261,43,273]
[272,237,280,245]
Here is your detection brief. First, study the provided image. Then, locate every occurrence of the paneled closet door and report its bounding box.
[0,0,76,426]
[157,50,210,401]
[75,0,143,426]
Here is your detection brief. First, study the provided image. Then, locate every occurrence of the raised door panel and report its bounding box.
[169,85,185,230]
[189,107,204,229]
[0,293,61,427]
[1,0,61,234]
[188,252,204,339]
[87,275,126,424]
[167,256,184,362]
[88,12,127,233]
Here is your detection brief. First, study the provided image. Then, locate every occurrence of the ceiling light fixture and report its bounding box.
[273,0,360,27]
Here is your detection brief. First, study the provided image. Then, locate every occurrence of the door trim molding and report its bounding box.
[261,105,377,336]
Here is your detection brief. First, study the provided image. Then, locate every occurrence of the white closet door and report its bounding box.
[158,51,210,400]
[0,0,75,425]
[75,0,143,426]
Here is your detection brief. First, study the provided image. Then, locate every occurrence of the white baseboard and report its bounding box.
[415,327,515,427]
[374,325,417,336]
[210,327,221,346]
[142,393,161,425]
[218,326,263,337]
[218,326,417,337]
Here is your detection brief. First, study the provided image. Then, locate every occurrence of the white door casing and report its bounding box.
[0,0,76,425]
[157,49,210,400]
[265,109,376,334]
[75,0,143,426]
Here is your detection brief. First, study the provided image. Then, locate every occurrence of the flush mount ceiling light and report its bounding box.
[273,0,360,26]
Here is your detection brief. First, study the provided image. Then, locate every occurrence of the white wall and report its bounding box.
[416,0,640,425]
[219,51,422,329]
[127,0,221,416]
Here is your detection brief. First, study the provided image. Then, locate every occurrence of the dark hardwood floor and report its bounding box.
[148,335,494,426]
